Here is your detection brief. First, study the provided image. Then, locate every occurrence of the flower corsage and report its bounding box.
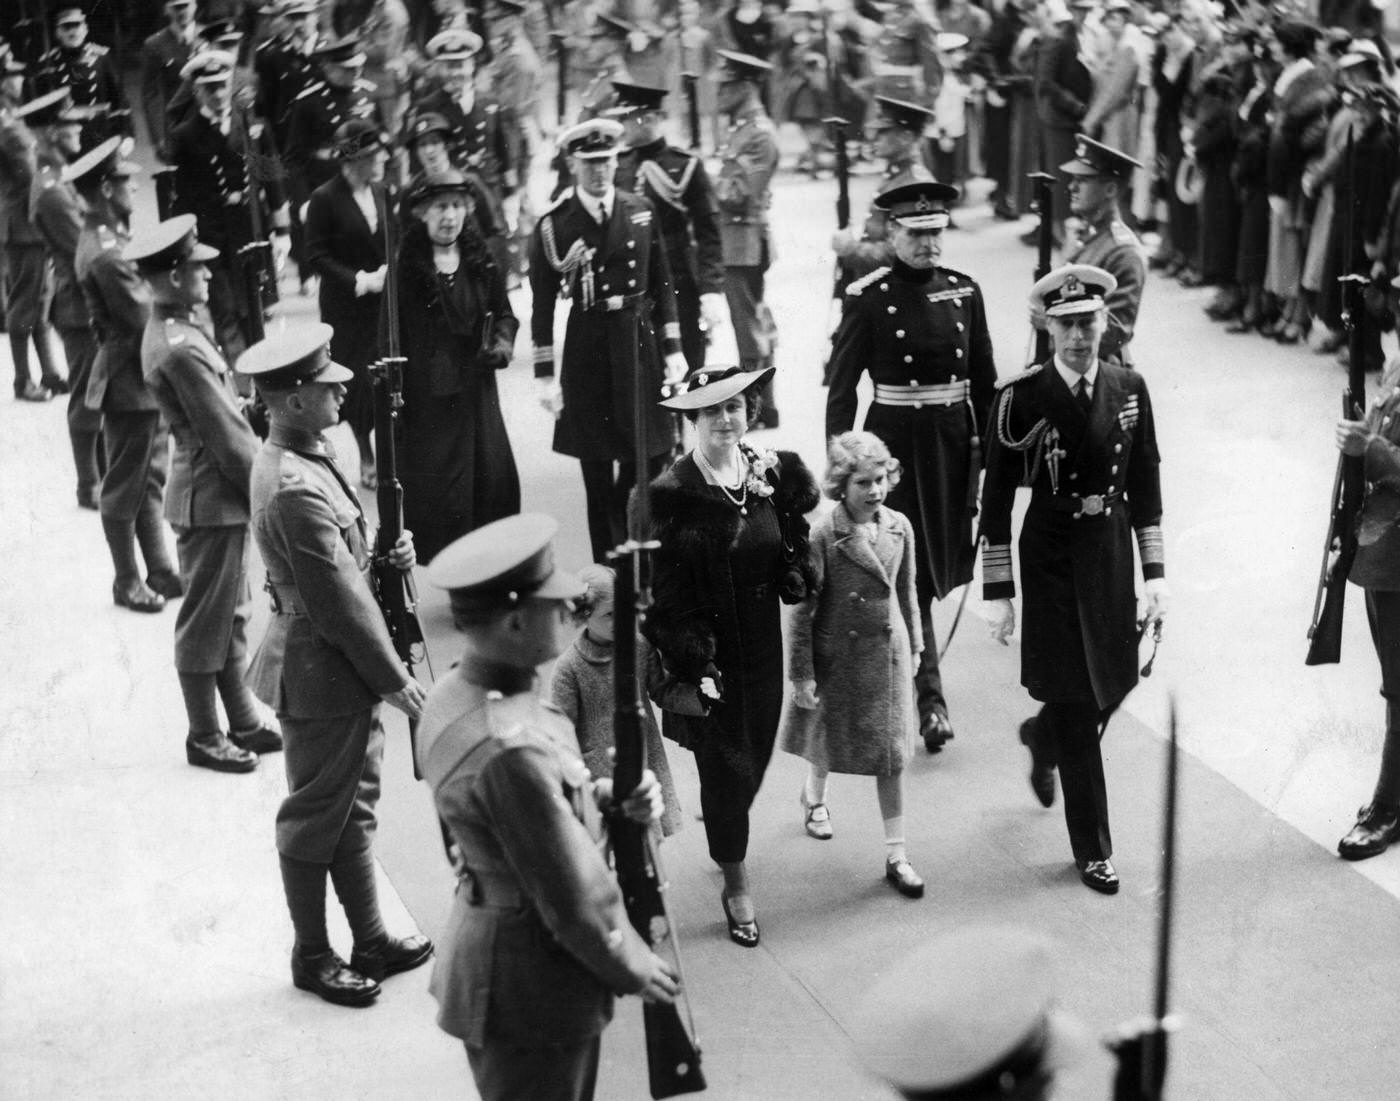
[742,443,778,498]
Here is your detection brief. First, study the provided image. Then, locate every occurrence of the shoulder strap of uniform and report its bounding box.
[845,266,891,297]
[637,157,690,212]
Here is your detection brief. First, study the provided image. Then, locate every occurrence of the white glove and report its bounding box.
[699,292,730,334]
[987,598,1015,645]
[1141,577,1170,627]
[355,266,387,296]
[271,232,291,275]
[1268,195,1288,218]
[537,377,564,418]
[118,136,136,160]
[663,351,689,385]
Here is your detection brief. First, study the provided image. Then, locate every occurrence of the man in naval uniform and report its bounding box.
[418,512,678,1101]
[238,324,431,1008]
[826,180,996,753]
[981,264,1168,895]
[133,215,281,775]
[611,80,727,373]
[33,5,131,148]
[285,33,384,202]
[528,118,688,563]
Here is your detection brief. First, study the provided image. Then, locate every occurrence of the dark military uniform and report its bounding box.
[827,259,996,731]
[33,41,130,146]
[415,85,517,199]
[285,75,382,197]
[142,303,257,677]
[0,115,58,394]
[254,31,322,149]
[838,155,935,283]
[139,23,196,160]
[616,136,723,371]
[980,357,1163,863]
[419,677,659,1101]
[1065,215,1146,366]
[528,185,683,561]
[717,107,779,383]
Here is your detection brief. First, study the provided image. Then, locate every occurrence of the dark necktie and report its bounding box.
[1076,377,1092,415]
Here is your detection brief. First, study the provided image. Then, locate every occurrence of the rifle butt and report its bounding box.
[643,1002,707,1098]
[1305,569,1350,666]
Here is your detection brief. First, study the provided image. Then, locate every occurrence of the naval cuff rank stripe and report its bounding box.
[1135,525,1165,575]
[983,543,1013,585]
[533,345,553,366]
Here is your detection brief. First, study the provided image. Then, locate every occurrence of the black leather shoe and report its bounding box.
[1077,858,1120,894]
[350,934,434,982]
[113,580,165,613]
[291,949,380,1007]
[186,732,258,773]
[42,376,70,395]
[884,858,925,899]
[921,711,954,753]
[15,381,52,402]
[1338,802,1400,860]
[1019,718,1055,808]
[146,570,185,599]
[230,722,284,755]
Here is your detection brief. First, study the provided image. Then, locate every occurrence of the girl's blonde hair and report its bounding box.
[822,430,902,501]
[572,563,616,623]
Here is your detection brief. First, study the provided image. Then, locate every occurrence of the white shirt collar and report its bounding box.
[1054,356,1098,393]
[587,188,615,221]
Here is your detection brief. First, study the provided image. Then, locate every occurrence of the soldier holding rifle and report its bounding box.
[238,325,431,1008]
[417,513,679,1101]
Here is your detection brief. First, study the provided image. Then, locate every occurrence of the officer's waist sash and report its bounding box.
[873,380,969,408]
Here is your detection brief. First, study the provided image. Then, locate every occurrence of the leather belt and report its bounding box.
[873,380,969,408]
[265,579,305,615]
[1049,491,1122,519]
[582,291,646,312]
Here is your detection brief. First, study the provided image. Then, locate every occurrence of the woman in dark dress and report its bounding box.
[645,365,818,948]
[385,172,520,564]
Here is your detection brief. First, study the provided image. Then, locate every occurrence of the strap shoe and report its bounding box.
[1338,802,1400,861]
[349,934,434,982]
[800,791,832,840]
[291,949,380,1007]
[1076,858,1119,895]
[884,858,925,899]
[186,732,258,773]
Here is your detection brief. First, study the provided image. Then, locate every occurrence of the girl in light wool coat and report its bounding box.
[779,432,925,899]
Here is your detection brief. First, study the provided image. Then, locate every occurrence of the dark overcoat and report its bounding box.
[980,362,1163,710]
[284,77,381,196]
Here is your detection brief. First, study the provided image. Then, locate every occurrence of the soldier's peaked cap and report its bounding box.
[1032,264,1117,318]
[125,214,219,272]
[180,49,237,84]
[873,95,934,132]
[610,81,669,112]
[875,180,960,229]
[427,28,483,60]
[198,20,244,45]
[17,88,80,127]
[558,118,624,158]
[850,926,1084,1098]
[1061,133,1142,177]
[62,135,140,189]
[429,514,586,609]
[312,33,367,66]
[54,6,86,25]
[236,322,354,390]
[717,50,774,80]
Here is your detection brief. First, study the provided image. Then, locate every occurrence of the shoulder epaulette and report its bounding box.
[994,364,1043,390]
[939,266,974,285]
[846,266,891,297]
[544,187,573,214]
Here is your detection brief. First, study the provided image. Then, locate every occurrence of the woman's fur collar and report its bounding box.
[396,219,497,310]
[650,448,818,552]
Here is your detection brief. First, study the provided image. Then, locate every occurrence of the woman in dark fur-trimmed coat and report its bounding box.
[643,364,819,949]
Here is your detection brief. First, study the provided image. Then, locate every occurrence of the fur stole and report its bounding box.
[395,219,497,319]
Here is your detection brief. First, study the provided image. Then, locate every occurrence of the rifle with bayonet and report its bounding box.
[1307,127,1367,665]
[550,30,569,128]
[1029,170,1055,364]
[819,114,851,386]
[609,306,705,1099]
[682,71,701,151]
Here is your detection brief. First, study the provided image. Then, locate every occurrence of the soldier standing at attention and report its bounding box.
[140,0,198,163]
[826,181,997,753]
[34,6,132,148]
[1055,135,1147,367]
[716,50,781,427]
[133,215,282,775]
[528,118,688,563]
[981,265,1167,895]
[237,324,431,1008]
[612,80,727,373]
[417,513,679,1101]
[70,137,182,613]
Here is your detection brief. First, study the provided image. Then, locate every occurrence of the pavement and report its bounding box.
[6,126,1400,1101]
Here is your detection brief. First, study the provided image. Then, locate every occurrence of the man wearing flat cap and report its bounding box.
[716,50,782,425]
[238,324,431,1009]
[140,0,198,162]
[529,117,689,563]
[71,137,182,613]
[827,179,997,753]
[134,215,276,774]
[981,264,1167,895]
[34,6,131,148]
[168,49,291,366]
[417,513,679,1101]
[612,80,727,373]
[1056,133,1146,366]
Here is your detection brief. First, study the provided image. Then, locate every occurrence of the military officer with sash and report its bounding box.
[611,80,727,373]
[237,325,431,1008]
[418,513,678,1101]
[826,180,996,753]
[981,265,1167,895]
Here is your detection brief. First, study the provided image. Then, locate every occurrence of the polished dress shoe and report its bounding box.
[350,934,434,982]
[1338,802,1400,860]
[800,791,833,840]
[884,858,925,899]
[186,731,258,773]
[921,711,954,754]
[291,949,380,1007]
[1019,718,1055,808]
[229,722,284,755]
[113,580,165,613]
[1077,858,1120,894]
[42,375,70,395]
[146,570,185,599]
[721,892,760,948]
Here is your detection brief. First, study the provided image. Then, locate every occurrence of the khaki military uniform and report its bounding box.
[1065,215,1146,366]
[717,108,779,377]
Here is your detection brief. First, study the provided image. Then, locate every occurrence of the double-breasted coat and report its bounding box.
[285,76,382,197]
[528,187,682,461]
[826,260,997,598]
[980,361,1164,711]
[34,42,131,145]
[780,503,921,776]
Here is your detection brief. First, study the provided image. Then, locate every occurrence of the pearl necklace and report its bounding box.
[694,446,748,515]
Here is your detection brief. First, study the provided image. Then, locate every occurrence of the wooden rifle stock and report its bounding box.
[610,314,705,1098]
[682,73,701,151]
[819,116,851,386]
[1029,171,1055,364]
[238,101,272,437]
